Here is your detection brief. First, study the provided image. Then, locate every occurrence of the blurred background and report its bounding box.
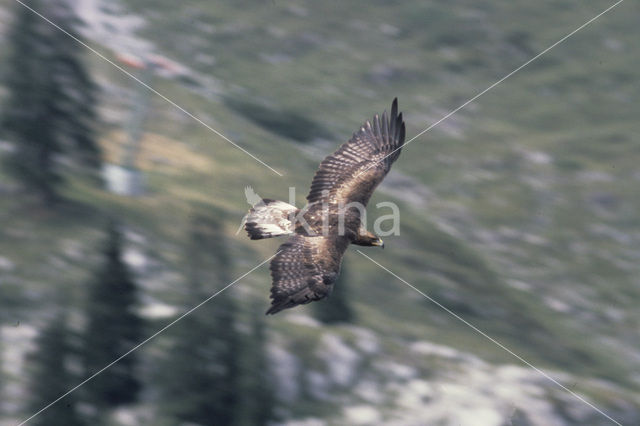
[0,0,639,425]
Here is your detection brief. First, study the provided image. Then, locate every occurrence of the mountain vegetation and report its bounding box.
[0,0,638,424]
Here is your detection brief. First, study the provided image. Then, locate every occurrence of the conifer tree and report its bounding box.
[232,303,276,426]
[156,212,276,425]
[156,278,242,425]
[81,221,142,408]
[25,314,85,426]
[249,310,276,426]
[155,213,242,424]
[1,0,100,204]
[0,338,3,418]
[313,261,355,324]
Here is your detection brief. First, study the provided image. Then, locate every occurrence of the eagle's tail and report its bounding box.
[245,199,298,240]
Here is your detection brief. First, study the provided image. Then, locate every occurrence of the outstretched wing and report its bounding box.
[307,98,406,206]
[267,234,349,315]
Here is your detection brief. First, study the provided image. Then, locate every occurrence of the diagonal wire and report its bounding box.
[359,0,625,176]
[18,252,278,426]
[12,0,283,177]
[356,250,622,426]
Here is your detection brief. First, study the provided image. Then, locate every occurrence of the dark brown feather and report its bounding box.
[267,235,349,314]
[306,98,405,206]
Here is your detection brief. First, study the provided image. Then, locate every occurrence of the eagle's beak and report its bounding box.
[374,239,385,249]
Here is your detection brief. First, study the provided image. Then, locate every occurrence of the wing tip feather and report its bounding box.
[305,97,406,203]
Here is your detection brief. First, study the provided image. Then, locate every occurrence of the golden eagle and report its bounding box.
[245,98,406,314]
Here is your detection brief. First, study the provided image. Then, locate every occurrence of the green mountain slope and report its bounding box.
[1,0,639,424]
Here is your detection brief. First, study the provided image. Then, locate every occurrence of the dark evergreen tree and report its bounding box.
[81,221,142,408]
[1,0,101,204]
[313,261,355,324]
[248,309,276,426]
[0,339,3,418]
[156,213,243,425]
[233,303,276,426]
[184,212,232,286]
[25,314,85,426]
[156,279,243,425]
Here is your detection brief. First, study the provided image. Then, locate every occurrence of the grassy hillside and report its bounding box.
[1,0,639,424]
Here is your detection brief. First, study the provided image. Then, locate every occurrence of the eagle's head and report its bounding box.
[354,228,384,248]
[372,237,385,249]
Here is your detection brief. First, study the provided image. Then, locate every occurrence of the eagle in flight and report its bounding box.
[245,98,406,314]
